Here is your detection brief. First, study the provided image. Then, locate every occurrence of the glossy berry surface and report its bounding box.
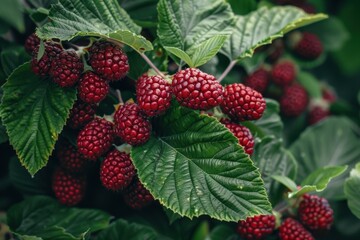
[123,177,154,209]
[279,218,314,240]
[236,214,275,240]
[244,68,270,94]
[271,61,296,86]
[78,71,109,104]
[24,33,40,54]
[223,121,254,155]
[67,100,97,129]
[280,83,308,117]
[31,42,62,76]
[57,142,87,173]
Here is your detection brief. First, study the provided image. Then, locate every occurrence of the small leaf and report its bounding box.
[0,63,76,175]
[221,6,327,60]
[36,41,45,62]
[297,71,322,98]
[288,165,348,198]
[344,163,360,219]
[37,0,152,53]
[271,175,298,192]
[7,196,111,240]
[131,104,272,222]
[163,47,193,67]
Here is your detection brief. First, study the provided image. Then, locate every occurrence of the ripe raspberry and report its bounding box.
[308,100,330,125]
[220,83,266,121]
[236,214,275,240]
[77,118,115,160]
[50,50,84,87]
[271,61,296,86]
[123,176,154,209]
[136,75,172,116]
[322,87,337,103]
[100,149,136,191]
[52,168,86,206]
[114,103,151,145]
[222,120,254,155]
[57,142,87,173]
[280,83,308,117]
[67,100,97,129]
[298,194,334,230]
[244,68,270,94]
[78,71,109,104]
[89,41,129,81]
[289,32,323,60]
[172,68,223,110]
[24,33,40,54]
[31,42,62,76]
[279,218,314,240]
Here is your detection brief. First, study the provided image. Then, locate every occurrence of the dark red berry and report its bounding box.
[77,118,115,160]
[123,176,154,209]
[67,100,97,129]
[172,68,223,110]
[114,103,151,146]
[308,100,330,125]
[220,83,266,121]
[78,71,109,104]
[24,33,40,54]
[289,32,323,60]
[52,167,86,206]
[31,42,62,76]
[279,218,314,240]
[100,149,136,191]
[236,214,276,240]
[57,142,87,173]
[89,41,129,81]
[271,61,296,86]
[280,83,308,117]
[136,75,172,116]
[244,68,270,94]
[222,121,255,155]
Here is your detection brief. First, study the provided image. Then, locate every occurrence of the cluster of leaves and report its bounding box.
[0,0,359,239]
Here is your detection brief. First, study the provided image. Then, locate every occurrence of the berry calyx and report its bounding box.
[24,33,40,54]
[136,75,172,116]
[52,168,86,206]
[271,60,296,86]
[244,67,270,94]
[100,149,136,191]
[220,83,266,121]
[67,100,97,129]
[89,41,129,81]
[279,218,314,240]
[78,71,109,104]
[77,118,115,160]
[280,83,308,117]
[298,194,334,230]
[114,103,151,146]
[31,42,62,76]
[57,141,88,173]
[123,176,154,209]
[236,214,276,240]
[172,68,223,110]
[289,32,323,60]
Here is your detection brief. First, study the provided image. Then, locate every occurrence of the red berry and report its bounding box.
[172,68,223,110]
[123,176,154,209]
[244,68,270,94]
[77,118,115,160]
[298,194,334,230]
[136,75,172,116]
[50,50,84,87]
[308,100,330,125]
[220,83,266,121]
[322,87,337,103]
[89,41,129,81]
[57,142,87,173]
[236,214,275,240]
[222,120,254,155]
[100,149,136,191]
[67,100,97,129]
[271,61,296,86]
[289,32,323,60]
[114,103,151,146]
[280,83,308,117]
[279,218,314,240]
[31,42,62,76]
[78,71,109,104]
[24,33,40,54]
[52,168,86,206]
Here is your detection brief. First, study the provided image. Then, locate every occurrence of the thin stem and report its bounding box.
[116,89,124,104]
[140,53,165,78]
[178,60,183,72]
[217,60,237,83]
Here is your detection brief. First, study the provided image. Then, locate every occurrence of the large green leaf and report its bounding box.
[0,63,76,176]
[344,163,360,219]
[0,0,25,33]
[0,46,30,77]
[131,104,271,222]
[221,6,327,61]
[290,117,360,200]
[157,0,234,66]
[7,196,111,240]
[252,136,297,204]
[37,0,152,53]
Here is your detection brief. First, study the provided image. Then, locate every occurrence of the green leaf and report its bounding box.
[131,104,272,222]
[271,175,298,192]
[120,0,158,27]
[1,46,30,76]
[227,0,257,15]
[290,117,360,200]
[251,136,297,204]
[37,0,152,53]
[206,224,240,240]
[163,47,193,67]
[157,0,234,66]
[344,163,360,219]
[7,196,111,240]
[0,63,76,176]
[0,118,7,144]
[221,6,327,60]
[0,0,25,33]
[297,71,322,98]
[96,219,159,240]
[288,165,348,198]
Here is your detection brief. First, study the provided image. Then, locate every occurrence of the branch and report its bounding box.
[217,60,237,83]
[140,53,166,78]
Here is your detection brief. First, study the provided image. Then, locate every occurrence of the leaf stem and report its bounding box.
[140,53,165,78]
[217,60,237,83]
